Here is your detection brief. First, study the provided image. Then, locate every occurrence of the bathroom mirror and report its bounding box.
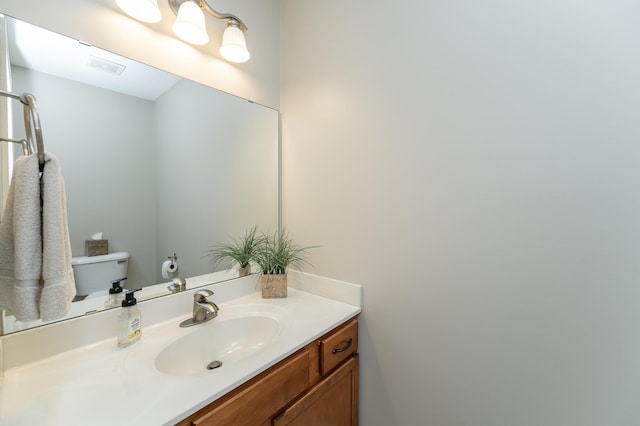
[0,15,279,334]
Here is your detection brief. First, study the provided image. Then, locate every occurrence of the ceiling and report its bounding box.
[6,16,180,101]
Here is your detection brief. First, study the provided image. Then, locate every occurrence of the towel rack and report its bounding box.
[0,137,29,156]
[0,89,45,169]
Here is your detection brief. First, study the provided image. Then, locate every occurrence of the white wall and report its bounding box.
[281,1,640,425]
[0,0,280,109]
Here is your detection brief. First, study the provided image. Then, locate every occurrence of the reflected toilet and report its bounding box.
[71,252,130,297]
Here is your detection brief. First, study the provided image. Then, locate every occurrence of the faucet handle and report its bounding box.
[194,289,214,302]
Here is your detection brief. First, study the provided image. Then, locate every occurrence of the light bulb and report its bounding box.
[219,20,250,63]
[116,0,162,23]
[172,0,209,45]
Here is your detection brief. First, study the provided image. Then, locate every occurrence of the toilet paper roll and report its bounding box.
[161,260,178,279]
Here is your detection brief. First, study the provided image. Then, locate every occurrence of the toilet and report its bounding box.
[71,251,130,297]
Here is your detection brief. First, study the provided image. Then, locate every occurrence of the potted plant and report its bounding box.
[205,226,259,277]
[252,230,315,298]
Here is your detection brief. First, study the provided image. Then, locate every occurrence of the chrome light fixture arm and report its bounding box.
[168,0,248,31]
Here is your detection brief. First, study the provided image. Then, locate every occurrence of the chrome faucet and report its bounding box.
[179,289,219,328]
[167,277,187,293]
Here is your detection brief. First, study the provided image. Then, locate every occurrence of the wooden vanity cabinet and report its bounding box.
[176,317,359,426]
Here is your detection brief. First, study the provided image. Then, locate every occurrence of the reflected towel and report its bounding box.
[39,153,76,321]
[0,154,43,321]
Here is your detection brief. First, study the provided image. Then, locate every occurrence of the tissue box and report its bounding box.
[86,240,108,256]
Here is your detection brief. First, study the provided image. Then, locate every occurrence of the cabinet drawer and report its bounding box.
[189,349,310,426]
[319,318,358,375]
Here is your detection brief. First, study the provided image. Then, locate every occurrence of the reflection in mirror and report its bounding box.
[0,15,279,334]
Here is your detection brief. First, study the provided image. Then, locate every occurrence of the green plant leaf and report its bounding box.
[204,226,259,269]
[251,229,317,275]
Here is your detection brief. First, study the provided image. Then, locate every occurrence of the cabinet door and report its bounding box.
[274,355,358,426]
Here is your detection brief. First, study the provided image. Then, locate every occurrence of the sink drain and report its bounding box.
[207,360,223,370]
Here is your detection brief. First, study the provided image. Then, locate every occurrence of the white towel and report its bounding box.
[0,153,76,322]
[0,154,43,321]
[39,153,75,321]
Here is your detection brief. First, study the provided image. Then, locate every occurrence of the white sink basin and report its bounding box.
[155,314,282,376]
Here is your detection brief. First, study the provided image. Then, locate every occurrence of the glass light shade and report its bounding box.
[219,21,250,63]
[116,0,162,23]
[172,0,209,45]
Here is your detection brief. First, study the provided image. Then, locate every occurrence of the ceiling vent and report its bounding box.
[86,56,126,75]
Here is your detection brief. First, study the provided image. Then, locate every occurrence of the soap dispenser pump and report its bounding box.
[104,277,126,309]
[117,288,142,348]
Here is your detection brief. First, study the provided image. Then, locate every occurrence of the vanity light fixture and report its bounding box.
[116,0,250,63]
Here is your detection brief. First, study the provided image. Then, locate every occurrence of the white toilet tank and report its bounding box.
[71,251,130,296]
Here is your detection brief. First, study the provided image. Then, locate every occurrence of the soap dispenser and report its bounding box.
[118,289,142,348]
[104,278,126,309]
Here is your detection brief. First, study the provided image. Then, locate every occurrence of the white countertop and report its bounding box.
[0,273,361,426]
